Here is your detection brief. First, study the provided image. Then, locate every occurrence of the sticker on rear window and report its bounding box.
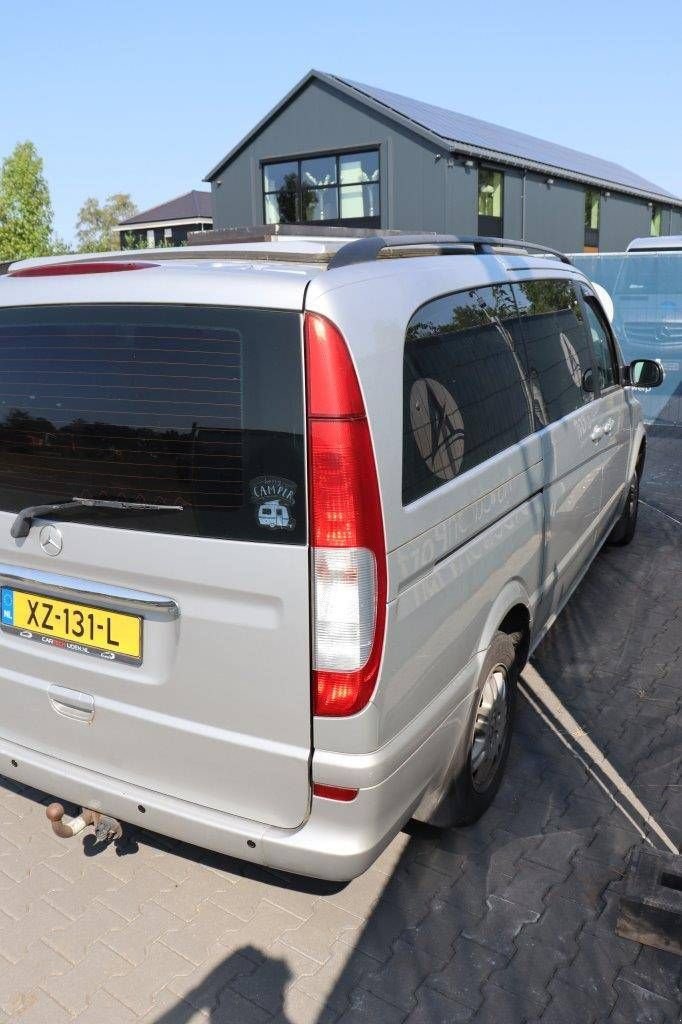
[250,476,297,531]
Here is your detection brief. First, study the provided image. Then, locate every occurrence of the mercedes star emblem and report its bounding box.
[39,524,63,556]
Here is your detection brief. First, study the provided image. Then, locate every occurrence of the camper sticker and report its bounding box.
[249,475,297,531]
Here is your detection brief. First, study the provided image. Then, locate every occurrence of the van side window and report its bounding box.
[403,284,533,505]
[581,291,619,391]
[512,280,594,427]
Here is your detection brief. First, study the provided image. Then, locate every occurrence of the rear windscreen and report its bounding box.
[0,305,306,543]
[616,253,682,297]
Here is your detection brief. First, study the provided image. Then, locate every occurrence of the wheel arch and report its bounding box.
[415,594,529,827]
[478,581,532,671]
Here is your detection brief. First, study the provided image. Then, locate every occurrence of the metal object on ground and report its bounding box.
[46,802,123,844]
[47,803,97,838]
[617,846,682,956]
[93,815,123,843]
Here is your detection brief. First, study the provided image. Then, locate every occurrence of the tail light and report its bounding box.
[305,312,387,716]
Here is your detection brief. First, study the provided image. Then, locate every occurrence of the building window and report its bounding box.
[263,149,380,227]
[478,169,503,236]
[650,205,662,237]
[584,190,600,250]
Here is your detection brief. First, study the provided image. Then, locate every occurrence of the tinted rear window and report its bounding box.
[0,305,305,543]
[616,253,682,297]
[403,284,533,504]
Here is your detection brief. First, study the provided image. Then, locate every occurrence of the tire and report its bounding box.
[608,471,639,547]
[433,630,518,828]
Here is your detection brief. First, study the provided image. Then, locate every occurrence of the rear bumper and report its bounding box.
[0,690,473,881]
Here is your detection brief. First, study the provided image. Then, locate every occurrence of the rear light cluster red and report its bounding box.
[8,261,158,278]
[304,312,387,717]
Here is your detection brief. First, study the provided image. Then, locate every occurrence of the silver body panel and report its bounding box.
[0,245,643,879]
[0,519,312,830]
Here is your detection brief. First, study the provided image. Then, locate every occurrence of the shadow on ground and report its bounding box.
[140,446,682,1023]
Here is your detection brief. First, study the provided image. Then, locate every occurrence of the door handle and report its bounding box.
[48,684,95,723]
[603,418,614,435]
[590,426,604,443]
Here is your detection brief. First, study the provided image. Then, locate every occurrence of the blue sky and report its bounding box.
[3,0,681,244]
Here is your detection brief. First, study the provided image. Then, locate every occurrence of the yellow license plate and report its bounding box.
[1,588,142,665]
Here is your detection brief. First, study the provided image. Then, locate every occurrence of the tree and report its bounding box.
[122,231,177,250]
[0,141,53,261]
[273,173,316,224]
[48,236,72,256]
[76,193,137,252]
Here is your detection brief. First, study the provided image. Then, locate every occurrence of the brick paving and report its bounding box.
[0,435,680,1023]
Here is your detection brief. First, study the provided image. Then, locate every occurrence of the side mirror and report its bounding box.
[581,367,595,393]
[629,359,664,388]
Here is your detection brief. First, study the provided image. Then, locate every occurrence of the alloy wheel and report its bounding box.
[470,664,509,793]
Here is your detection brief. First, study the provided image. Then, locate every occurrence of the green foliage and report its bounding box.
[515,279,575,316]
[122,231,150,250]
[407,284,519,341]
[121,232,185,251]
[48,236,72,256]
[0,141,54,261]
[76,193,137,253]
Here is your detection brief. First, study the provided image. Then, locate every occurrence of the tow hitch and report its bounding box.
[46,802,123,845]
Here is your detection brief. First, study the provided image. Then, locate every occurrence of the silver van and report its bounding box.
[0,231,663,880]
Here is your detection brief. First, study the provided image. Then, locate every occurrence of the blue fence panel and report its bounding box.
[573,252,682,427]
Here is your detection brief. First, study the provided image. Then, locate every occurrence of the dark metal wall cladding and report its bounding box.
[597,194,653,253]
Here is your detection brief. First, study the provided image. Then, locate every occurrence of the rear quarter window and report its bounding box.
[403,284,533,505]
[0,305,306,543]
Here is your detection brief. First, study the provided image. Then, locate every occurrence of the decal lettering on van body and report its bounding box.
[249,476,297,531]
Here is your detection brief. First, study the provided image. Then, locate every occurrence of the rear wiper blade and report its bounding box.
[10,497,184,539]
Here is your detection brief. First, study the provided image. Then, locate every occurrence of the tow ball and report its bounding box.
[46,803,123,845]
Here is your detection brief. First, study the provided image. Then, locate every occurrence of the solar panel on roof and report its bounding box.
[336,75,678,200]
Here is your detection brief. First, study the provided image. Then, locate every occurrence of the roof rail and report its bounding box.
[188,224,405,245]
[188,225,572,267]
[1,230,570,278]
[327,233,572,270]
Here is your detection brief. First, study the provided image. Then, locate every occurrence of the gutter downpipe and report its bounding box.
[521,170,527,241]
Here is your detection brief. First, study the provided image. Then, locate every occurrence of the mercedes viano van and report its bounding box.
[0,230,663,880]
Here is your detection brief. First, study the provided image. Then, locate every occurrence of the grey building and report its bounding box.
[115,190,212,249]
[204,71,682,253]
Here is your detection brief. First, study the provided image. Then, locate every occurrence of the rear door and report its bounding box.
[0,304,311,829]
[511,278,603,628]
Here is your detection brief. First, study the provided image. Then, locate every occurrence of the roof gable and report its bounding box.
[204,70,680,206]
[119,190,213,227]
